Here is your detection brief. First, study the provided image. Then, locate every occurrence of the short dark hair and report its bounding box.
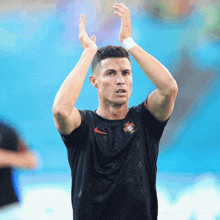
[91,45,131,75]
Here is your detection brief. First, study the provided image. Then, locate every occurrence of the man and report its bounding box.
[53,3,178,220]
[0,119,37,211]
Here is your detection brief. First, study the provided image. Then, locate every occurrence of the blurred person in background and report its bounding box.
[0,119,37,213]
[53,2,178,220]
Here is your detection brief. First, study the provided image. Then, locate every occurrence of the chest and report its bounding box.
[93,119,140,156]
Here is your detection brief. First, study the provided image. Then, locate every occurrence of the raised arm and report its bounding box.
[114,3,178,122]
[52,14,97,135]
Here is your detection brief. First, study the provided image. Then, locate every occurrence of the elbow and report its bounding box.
[169,80,178,96]
[52,103,60,116]
[161,79,178,97]
[52,104,68,120]
[52,104,59,117]
[52,104,71,132]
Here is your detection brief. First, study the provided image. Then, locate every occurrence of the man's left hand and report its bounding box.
[113,3,132,43]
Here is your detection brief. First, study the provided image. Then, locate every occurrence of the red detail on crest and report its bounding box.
[94,127,108,134]
[123,122,135,134]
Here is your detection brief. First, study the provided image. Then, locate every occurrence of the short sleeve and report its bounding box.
[141,102,169,141]
[60,110,90,150]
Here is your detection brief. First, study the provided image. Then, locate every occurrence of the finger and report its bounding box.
[120,3,128,9]
[114,11,123,18]
[113,4,124,10]
[113,5,126,14]
[114,3,127,10]
[79,14,86,34]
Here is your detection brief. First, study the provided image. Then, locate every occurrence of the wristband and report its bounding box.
[122,37,137,51]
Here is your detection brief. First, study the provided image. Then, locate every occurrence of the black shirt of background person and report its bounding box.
[0,121,20,208]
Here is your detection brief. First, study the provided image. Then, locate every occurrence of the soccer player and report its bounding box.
[0,119,37,211]
[52,3,178,220]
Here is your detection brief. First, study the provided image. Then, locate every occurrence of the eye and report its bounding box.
[123,71,130,75]
[107,71,115,76]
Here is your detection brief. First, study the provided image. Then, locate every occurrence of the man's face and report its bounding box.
[94,57,132,107]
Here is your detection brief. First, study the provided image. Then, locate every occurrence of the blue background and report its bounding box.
[0,1,220,219]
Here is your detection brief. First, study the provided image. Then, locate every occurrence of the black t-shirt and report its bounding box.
[61,102,169,220]
[0,121,19,208]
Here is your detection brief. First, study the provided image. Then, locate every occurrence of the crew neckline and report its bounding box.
[94,109,130,123]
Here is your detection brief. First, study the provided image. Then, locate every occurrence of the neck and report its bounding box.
[96,102,129,120]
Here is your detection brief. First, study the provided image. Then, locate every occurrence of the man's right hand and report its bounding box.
[79,14,97,52]
[53,14,98,136]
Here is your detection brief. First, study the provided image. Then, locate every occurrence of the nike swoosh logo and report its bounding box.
[94,127,108,134]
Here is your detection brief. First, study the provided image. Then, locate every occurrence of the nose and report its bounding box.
[116,74,125,85]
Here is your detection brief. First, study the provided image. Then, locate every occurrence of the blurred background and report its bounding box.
[0,0,220,219]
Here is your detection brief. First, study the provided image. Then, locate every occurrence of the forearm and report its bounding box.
[129,45,178,95]
[0,149,37,169]
[53,48,96,116]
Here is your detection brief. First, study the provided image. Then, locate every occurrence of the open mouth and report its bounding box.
[116,89,126,93]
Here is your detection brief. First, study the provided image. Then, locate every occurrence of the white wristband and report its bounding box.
[122,37,137,51]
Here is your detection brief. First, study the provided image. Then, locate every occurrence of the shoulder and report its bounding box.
[128,102,143,115]
[129,101,169,126]
[129,102,169,141]
[0,121,18,138]
[60,110,97,150]
[0,121,19,151]
[78,109,95,122]
[60,109,94,138]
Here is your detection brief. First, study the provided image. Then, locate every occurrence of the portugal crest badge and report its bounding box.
[123,122,135,134]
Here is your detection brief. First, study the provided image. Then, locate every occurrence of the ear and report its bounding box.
[89,75,98,88]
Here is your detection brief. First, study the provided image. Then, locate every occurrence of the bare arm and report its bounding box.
[114,3,178,122]
[52,14,97,135]
[0,140,37,169]
[129,47,178,121]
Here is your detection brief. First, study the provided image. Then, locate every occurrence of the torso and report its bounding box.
[61,102,168,220]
